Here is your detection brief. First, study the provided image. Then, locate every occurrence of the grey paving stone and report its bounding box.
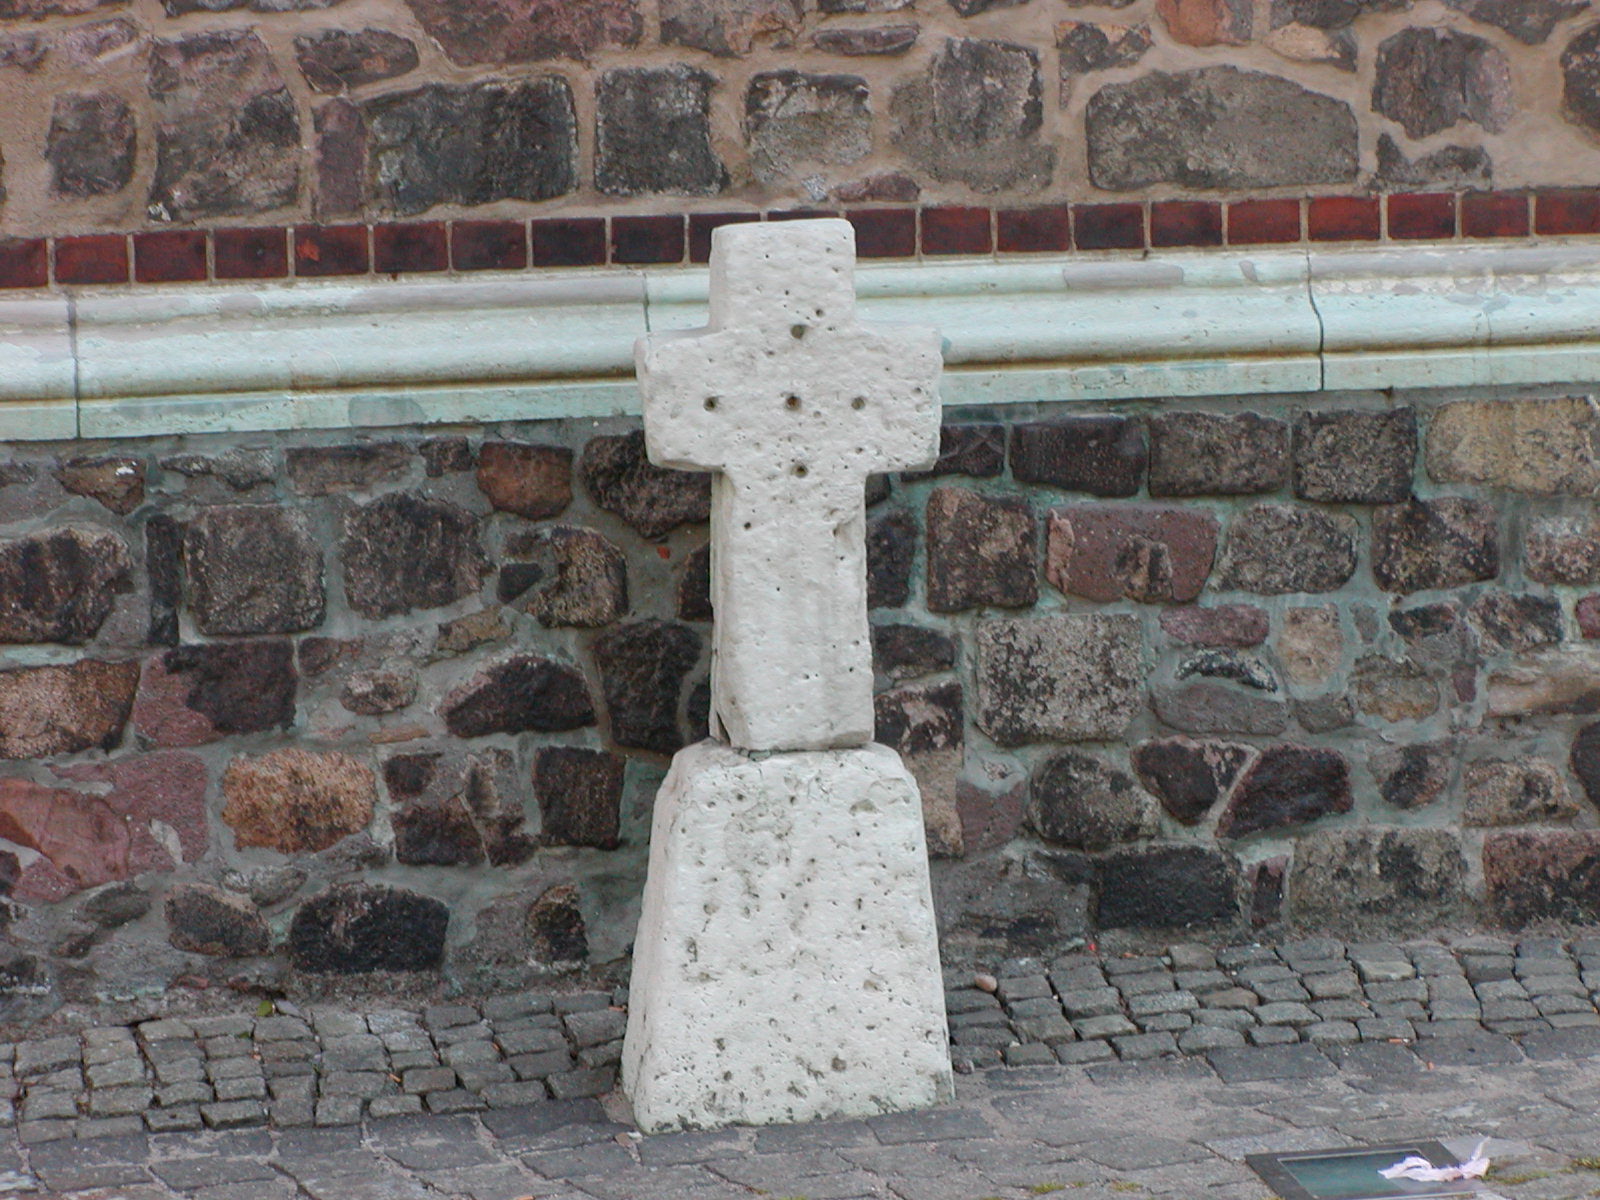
[565,1008,628,1047]
[1354,959,1415,983]
[15,1037,79,1077]
[1136,1011,1193,1033]
[17,1118,73,1143]
[90,1085,154,1116]
[1113,1031,1178,1060]
[1521,1027,1600,1060]
[253,1016,313,1042]
[996,974,1052,1003]
[1059,987,1121,1019]
[202,1099,268,1128]
[1073,1014,1135,1040]
[1176,969,1233,993]
[1546,1011,1600,1028]
[1254,978,1313,1003]
[1305,971,1362,999]
[145,1106,203,1132]
[1304,1020,1359,1045]
[1168,943,1217,971]
[1311,999,1370,1021]
[137,1019,193,1042]
[1004,996,1062,1019]
[192,1016,254,1038]
[1257,1002,1318,1026]
[1357,1017,1416,1042]
[1054,1041,1115,1064]
[22,1090,76,1121]
[1323,1041,1423,1075]
[313,1095,364,1125]
[945,989,997,1015]
[1201,986,1259,1010]
[1216,945,1278,968]
[152,1154,280,1189]
[459,1062,518,1088]
[424,1088,486,1113]
[1103,955,1166,976]
[1416,1031,1523,1066]
[1179,1025,1245,1053]
[1209,1044,1338,1083]
[1247,1025,1301,1046]
[1127,989,1198,1017]
[552,991,612,1015]
[1004,1043,1056,1067]
[1114,971,1175,996]
[869,1106,993,1144]
[1195,1009,1258,1032]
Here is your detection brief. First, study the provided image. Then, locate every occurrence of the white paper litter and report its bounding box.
[1380,1138,1490,1182]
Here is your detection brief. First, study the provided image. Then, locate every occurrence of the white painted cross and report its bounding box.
[637,219,942,752]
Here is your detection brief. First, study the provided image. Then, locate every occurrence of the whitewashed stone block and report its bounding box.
[637,219,941,752]
[623,739,953,1133]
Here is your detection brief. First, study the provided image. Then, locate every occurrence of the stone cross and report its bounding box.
[637,219,942,752]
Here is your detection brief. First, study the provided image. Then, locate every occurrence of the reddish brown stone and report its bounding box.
[0,778,128,898]
[294,28,418,93]
[533,746,626,849]
[420,437,474,476]
[1526,514,1600,584]
[1372,498,1499,593]
[926,487,1038,612]
[56,457,144,516]
[1468,591,1563,653]
[55,235,127,285]
[522,527,628,628]
[1484,831,1600,924]
[403,0,640,64]
[56,750,209,873]
[166,883,270,957]
[677,543,712,622]
[1464,758,1576,826]
[295,225,369,277]
[1158,0,1250,44]
[1569,720,1600,806]
[135,641,295,747]
[222,748,376,854]
[341,668,417,715]
[286,443,409,496]
[0,659,138,759]
[1217,745,1351,839]
[1046,505,1217,604]
[441,655,596,737]
[876,681,964,856]
[1158,605,1268,648]
[1132,737,1252,825]
[1579,596,1600,639]
[0,528,132,645]
[1369,741,1454,811]
[475,441,572,519]
[527,883,587,964]
[1149,411,1288,496]
[868,509,915,608]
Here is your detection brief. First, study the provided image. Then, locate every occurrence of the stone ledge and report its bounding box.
[5,242,1600,440]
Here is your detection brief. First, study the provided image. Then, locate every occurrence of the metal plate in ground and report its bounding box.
[1245,1143,1481,1200]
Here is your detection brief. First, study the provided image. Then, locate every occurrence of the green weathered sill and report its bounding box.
[3,242,1599,441]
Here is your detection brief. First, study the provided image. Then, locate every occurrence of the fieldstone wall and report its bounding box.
[0,0,1597,254]
[3,387,1600,1013]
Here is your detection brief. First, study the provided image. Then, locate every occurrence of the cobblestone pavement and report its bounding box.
[3,934,1600,1197]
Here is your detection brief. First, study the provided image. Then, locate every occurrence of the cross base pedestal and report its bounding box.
[622,740,953,1134]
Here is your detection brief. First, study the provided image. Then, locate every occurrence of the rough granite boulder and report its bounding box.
[288,883,449,973]
[1291,828,1466,922]
[976,614,1142,745]
[221,749,376,855]
[0,528,131,645]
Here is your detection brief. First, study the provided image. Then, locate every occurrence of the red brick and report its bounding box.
[55,234,128,285]
[922,206,992,255]
[0,239,48,289]
[1307,196,1380,242]
[294,225,369,276]
[215,227,289,280]
[1227,199,1301,245]
[689,212,760,264]
[997,206,1070,253]
[531,218,606,267]
[451,220,527,271]
[846,208,915,258]
[1535,189,1600,236]
[1151,200,1222,248]
[134,231,207,283]
[1387,192,1455,241]
[374,222,448,274]
[1073,202,1144,250]
[610,215,684,265]
[1460,191,1528,239]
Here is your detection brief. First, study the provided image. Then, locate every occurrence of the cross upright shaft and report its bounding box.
[638,220,942,752]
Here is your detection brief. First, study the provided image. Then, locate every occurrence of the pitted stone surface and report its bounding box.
[636,219,940,752]
[623,740,951,1132]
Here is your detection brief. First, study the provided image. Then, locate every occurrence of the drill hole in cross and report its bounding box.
[784,395,801,411]
[793,464,808,478]
[790,324,807,339]
[851,396,866,410]
[704,396,718,411]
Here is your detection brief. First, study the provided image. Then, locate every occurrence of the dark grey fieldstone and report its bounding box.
[592,619,702,754]
[148,31,300,221]
[1293,407,1417,503]
[579,431,710,540]
[1216,506,1358,595]
[1372,27,1513,139]
[746,71,871,184]
[1483,830,1600,924]
[1565,22,1600,132]
[891,37,1055,193]
[294,28,418,93]
[186,506,326,636]
[156,641,297,737]
[402,0,641,65]
[288,884,448,973]
[871,623,957,680]
[1149,412,1288,496]
[596,66,726,196]
[1028,750,1157,850]
[868,509,916,608]
[46,92,134,197]
[1085,66,1358,190]
[1270,0,1411,30]
[1096,844,1241,930]
[1571,721,1600,807]
[1292,828,1467,920]
[1444,0,1587,44]
[1369,741,1454,810]
[342,494,489,619]
[1372,498,1499,593]
[285,443,409,496]
[1374,133,1493,189]
[362,80,577,216]
[440,655,596,737]
[165,883,270,957]
[1218,745,1351,838]
[1010,417,1146,497]
[533,747,625,849]
[0,528,131,645]
[1057,20,1151,77]
[661,0,804,54]
[925,487,1038,612]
